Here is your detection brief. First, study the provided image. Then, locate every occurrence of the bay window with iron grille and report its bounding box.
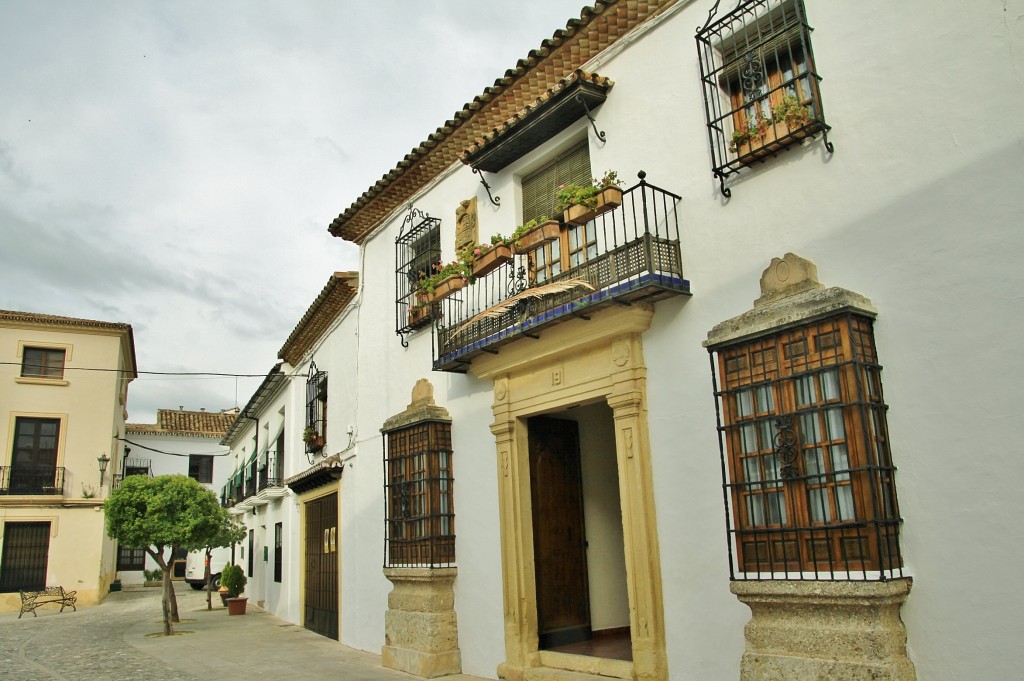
[305,363,327,456]
[697,0,832,195]
[383,419,454,567]
[395,210,441,338]
[710,312,903,579]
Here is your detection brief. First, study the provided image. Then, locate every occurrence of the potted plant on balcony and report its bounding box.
[730,96,812,159]
[467,235,514,278]
[510,216,560,255]
[221,563,247,615]
[556,170,624,226]
[417,258,473,303]
[302,426,324,452]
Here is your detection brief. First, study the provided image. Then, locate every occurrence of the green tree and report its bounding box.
[103,474,225,635]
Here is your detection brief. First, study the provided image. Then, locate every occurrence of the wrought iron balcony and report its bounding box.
[432,172,689,372]
[0,466,66,496]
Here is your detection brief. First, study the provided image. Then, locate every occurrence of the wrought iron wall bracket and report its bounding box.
[472,167,500,207]
[575,94,606,142]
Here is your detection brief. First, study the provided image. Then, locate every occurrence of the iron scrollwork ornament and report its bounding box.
[773,415,800,479]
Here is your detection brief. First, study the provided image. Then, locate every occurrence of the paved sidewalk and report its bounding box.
[0,583,490,681]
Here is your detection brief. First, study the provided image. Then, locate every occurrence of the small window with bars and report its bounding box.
[696,0,831,195]
[395,210,442,336]
[710,312,903,580]
[0,522,51,592]
[305,362,327,456]
[117,545,147,571]
[383,419,454,567]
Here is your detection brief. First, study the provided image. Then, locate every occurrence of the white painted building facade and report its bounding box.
[230,2,1023,679]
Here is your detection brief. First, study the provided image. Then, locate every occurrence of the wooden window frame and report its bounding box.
[384,420,454,567]
[20,347,66,379]
[117,544,147,571]
[715,313,902,575]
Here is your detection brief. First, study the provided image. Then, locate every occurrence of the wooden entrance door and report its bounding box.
[304,493,338,640]
[529,416,591,648]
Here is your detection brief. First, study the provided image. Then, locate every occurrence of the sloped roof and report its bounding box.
[1,308,138,378]
[127,408,237,438]
[278,272,359,366]
[328,0,678,244]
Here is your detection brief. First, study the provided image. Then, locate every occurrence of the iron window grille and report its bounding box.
[709,312,904,581]
[395,208,441,345]
[274,522,283,583]
[305,362,327,461]
[383,419,454,568]
[0,522,50,592]
[21,347,66,379]
[696,0,832,197]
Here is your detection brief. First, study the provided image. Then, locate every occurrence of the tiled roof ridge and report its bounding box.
[329,0,677,243]
[127,408,237,437]
[0,309,132,332]
[459,70,613,161]
[278,271,359,366]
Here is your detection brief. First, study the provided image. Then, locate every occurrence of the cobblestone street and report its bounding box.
[0,584,487,681]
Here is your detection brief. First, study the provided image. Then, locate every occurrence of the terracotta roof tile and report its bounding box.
[278,272,359,366]
[127,408,238,438]
[0,309,133,332]
[329,0,679,243]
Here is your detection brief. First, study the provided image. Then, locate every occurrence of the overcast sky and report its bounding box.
[0,0,587,422]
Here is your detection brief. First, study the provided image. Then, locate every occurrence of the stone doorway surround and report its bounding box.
[471,303,668,681]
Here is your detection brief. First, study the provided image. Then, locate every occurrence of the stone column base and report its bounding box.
[383,567,462,678]
[731,579,916,681]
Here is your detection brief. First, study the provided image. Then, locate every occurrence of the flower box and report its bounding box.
[471,244,513,278]
[427,273,466,302]
[563,187,623,226]
[511,220,561,255]
[734,118,819,165]
[407,305,432,328]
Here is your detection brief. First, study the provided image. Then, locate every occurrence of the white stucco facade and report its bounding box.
[229,2,1024,679]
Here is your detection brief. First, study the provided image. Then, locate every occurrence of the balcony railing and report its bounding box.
[0,466,66,496]
[432,172,689,372]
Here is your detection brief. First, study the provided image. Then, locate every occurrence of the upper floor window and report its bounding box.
[395,210,442,338]
[522,142,593,284]
[304,362,327,458]
[188,454,214,484]
[710,312,903,578]
[696,0,832,196]
[21,347,66,379]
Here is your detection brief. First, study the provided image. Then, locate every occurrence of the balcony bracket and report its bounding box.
[481,347,499,355]
[576,94,606,143]
[717,172,732,199]
[822,128,835,154]
[472,167,501,207]
[397,330,410,349]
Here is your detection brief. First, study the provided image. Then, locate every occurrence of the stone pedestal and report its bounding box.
[731,579,917,681]
[383,567,462,678]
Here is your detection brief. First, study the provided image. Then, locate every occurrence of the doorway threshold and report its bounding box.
[536,650,632,680]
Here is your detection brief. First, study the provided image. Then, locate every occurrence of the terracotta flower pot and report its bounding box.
[471,244,513,278]
[407,305,432,328]
[563,187,623,226]
[226,597,248,615]
[427,274,466,302]
[511,220,561,255]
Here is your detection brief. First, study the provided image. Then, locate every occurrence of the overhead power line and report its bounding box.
[0,361,268,378]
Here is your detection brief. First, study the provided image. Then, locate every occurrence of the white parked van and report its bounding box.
[184,546,234,590]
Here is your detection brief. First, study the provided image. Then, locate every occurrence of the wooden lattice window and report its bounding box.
[0,522,50,592]
[712,312,903,578]
[383,420,454,567]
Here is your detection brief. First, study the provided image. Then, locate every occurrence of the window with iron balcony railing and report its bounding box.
[431,172,689,372]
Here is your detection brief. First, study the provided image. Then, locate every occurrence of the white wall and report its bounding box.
[290,1,1024,679]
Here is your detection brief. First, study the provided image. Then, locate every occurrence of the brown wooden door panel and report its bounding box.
[529,416,591,648]
[304,493,338,640]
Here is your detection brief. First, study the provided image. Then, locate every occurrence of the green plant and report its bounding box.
[81,483,96,499]
[143,568,163,582]
[729,113,771,153]
[221,563,247,598]
[555,170,623,211]
[509,216,551,242]
[772,94,811,129]
[416,258,473,296]
[302,426,318,445]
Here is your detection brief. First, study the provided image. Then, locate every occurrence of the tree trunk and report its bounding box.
[205,548,212,610]
[167,544,180,622]
[146,546,174,635]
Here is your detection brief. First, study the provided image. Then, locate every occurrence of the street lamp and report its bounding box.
[97,453,110,486]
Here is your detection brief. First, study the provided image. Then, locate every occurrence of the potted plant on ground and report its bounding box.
[221,563,247,615]
[143,568,162,587]
[556,170,624,226]
[510,216,560,255]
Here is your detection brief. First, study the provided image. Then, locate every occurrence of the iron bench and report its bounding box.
[18,586,77,618]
